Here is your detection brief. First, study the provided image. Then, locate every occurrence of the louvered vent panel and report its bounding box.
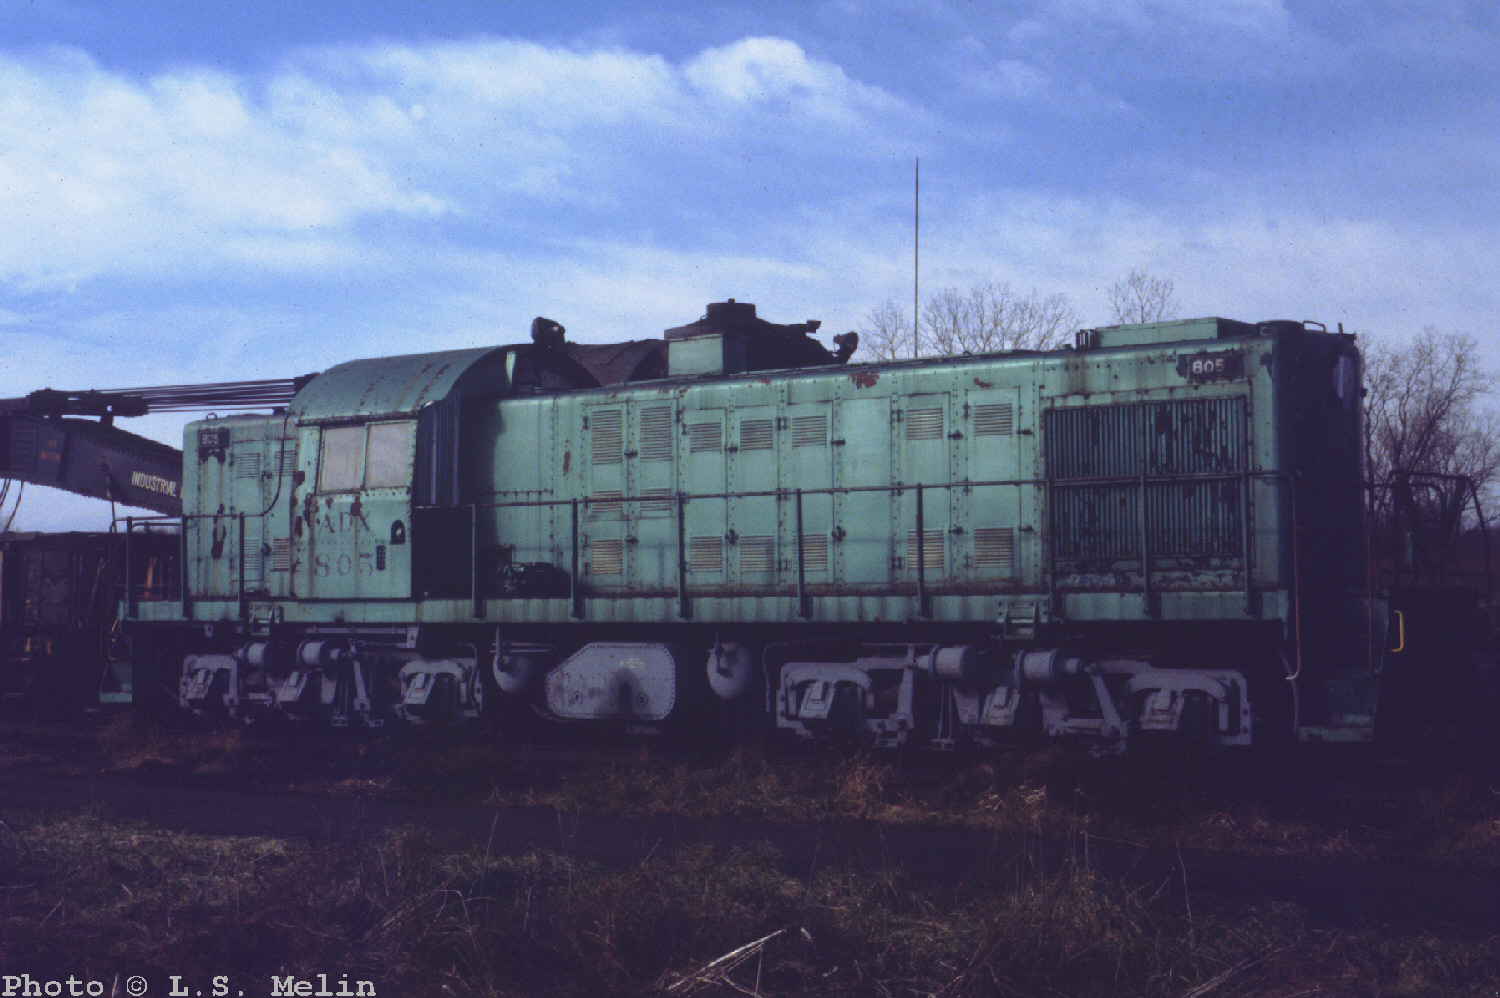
[740,419,774,450]
[270,538,291,572]
[688,422,723,454]
[278,449,297,477]
[739,536,776,575]
[639,406,674,461]
[234,453,261,480]
[245,546,265,583]
[905,408,944,441]
[798,533,829,572]
[973,527,1016,571]
[590,539,624,575]
[906,531,946,574]
[239,521,265,582]
[973,404,1014,437]
[639,488,673,515]
[591,409,623,465]
[689,536,724,574]
[791,414,827,447]
[589,491,623,519]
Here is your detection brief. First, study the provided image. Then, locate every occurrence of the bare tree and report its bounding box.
[1107,269,1178,324]
[859,299,915,361]
[918,282,1078,356]
[1364,327,1500,503]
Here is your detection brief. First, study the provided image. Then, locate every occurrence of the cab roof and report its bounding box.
[287,344,596,423]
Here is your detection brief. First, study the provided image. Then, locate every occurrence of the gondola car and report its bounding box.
[1,530,177,716]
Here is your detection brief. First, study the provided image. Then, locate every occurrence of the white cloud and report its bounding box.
[0,37,918,292]
[683,36,900,124]
[346,39,681,125]
[0,49,446,289]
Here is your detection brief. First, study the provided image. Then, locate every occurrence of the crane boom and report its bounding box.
[0,376,313,517]
[1,414,184,514]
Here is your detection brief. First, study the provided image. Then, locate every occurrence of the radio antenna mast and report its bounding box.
[913,156,920,359]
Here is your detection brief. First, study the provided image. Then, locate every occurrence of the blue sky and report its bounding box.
[3,1,1498,529]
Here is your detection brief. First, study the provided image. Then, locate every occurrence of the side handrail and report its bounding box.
[123,469,1307,632]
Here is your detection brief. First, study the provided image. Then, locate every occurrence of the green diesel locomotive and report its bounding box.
[130,300,1395,752]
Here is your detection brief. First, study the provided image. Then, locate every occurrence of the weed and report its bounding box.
[1,811,1497,997]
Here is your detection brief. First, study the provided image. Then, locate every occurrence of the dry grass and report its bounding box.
[97,713,248,775]
[46,720,1500,867]
[1,810,1497,997]
[458,742,1500,869]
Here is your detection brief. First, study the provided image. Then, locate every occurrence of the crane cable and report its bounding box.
[95,377,307,412]
[0,479,20,533]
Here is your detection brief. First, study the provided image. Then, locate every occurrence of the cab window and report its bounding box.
[318,426,365,492]
[365,421,413,488]
[317,421,414,492]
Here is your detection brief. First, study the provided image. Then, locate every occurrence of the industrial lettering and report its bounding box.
[130,470,180,498]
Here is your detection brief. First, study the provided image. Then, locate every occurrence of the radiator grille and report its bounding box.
[1046,399,1246,479]
[1145,480,1242,556]
[1052,484,1140,559]
[1046,404,1141,479]
[972,403,1014,436]
[1047,397,1248,563]
[639,406,674,461]
[591,409,623,465]
[1146,398,1246,474]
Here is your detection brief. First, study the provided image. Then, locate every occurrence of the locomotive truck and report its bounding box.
[105,299,1420,753]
